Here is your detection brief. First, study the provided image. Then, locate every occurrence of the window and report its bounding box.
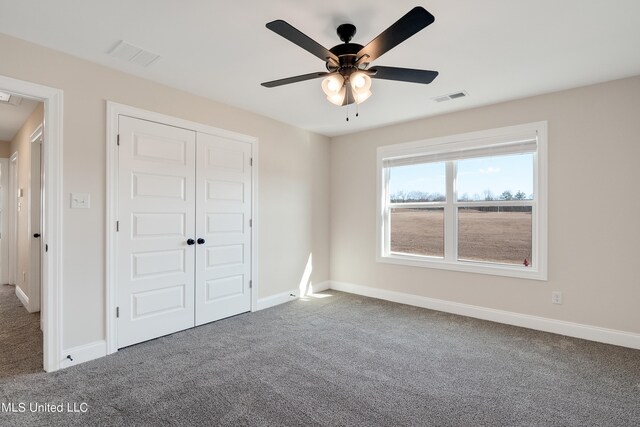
[377,122,547,280]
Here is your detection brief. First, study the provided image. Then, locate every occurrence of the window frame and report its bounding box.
[377,121,548,281]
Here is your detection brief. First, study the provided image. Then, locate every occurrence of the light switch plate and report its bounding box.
[70,193,90,209]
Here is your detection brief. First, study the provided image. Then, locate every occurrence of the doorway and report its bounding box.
[0,75,63,372]
[0,96,43,375]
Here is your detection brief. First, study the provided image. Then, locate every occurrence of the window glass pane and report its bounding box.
[390,208,444,258]
[389,162,446,203]
[458,207,532,266]
[456,153,533,201]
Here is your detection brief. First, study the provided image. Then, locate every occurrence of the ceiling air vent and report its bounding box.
[433,90,468,103]
[108,40,160,67]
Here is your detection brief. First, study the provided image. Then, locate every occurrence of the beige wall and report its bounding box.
[0,33,331,350]
[2,27,637,356]
[331,75,640,335]
[0,140,11,157]
[9,104,43,299]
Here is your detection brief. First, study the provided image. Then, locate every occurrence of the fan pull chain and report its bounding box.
[345,100,360,122]
[345,80,351,121]
[344,81,362,122]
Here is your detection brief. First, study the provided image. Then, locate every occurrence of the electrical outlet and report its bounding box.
[551,291,562,305]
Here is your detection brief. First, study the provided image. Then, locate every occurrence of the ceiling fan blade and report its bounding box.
[357,7,435,63]
[369,66,438,84]
[266,20,339,63]
[261,72,334,88]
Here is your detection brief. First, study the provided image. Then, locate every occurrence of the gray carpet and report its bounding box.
[1,290,639,426]
[0,283,43,378]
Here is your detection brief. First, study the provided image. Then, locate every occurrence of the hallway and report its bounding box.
[0,283,42,377]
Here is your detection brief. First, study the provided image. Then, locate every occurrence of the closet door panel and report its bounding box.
[117,116,196,348]
[195,133,252,325]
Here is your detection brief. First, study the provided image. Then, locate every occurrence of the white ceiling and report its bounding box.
[0,95,40,141]
[1,0,639,137]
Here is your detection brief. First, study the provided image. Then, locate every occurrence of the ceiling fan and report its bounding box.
[261,6,439,108]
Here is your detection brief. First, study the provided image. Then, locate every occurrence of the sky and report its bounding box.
[389,153,533,200]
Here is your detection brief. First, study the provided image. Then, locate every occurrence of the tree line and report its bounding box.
[390,189,532,203]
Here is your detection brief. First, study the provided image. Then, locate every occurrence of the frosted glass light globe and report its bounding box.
[353,74,366,89]
[322,75,344,96]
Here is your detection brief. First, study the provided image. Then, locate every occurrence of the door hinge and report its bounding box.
[116,134,120,146]
[249,280,252,289]
[116,307,120,318]
[249,219,252,227]
[45,244,48,252]
[116,221,120,232]
[250,157,253,166]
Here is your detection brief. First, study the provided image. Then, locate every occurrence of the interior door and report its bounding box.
[117,116,196,348]
[195,133,252,325]
[8,155,17,286]
[0,158,8,285]
[30,135,43,312]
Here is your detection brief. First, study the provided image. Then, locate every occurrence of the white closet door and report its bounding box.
[195,133,252,325]
[117,116,196,348]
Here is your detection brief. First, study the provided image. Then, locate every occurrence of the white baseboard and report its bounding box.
[57,283,328,369]
[329,281,640,350]
[60,340,107,369]
[15,285,30,311]
[309,281,330,294]
[255,281,331,311]
[256,289,298,311]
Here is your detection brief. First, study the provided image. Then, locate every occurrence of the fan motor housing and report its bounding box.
[327,43,364,73]
[329,43,363,57]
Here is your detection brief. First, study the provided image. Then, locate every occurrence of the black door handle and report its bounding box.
[187,239,195,245]
[197,238,205,245]
[34,233,41,238]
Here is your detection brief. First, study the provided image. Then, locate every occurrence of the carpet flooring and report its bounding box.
[0,283,43,378]
[1,290,639,426]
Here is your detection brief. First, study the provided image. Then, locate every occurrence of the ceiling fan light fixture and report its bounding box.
[322,74,344,96]
[351,71,370,91]
[326,86,347,106]
[262,7,438,112]
[350,71,372,104]
[321,72,372,106]
[354,89,372,104]
[322,74,349,106]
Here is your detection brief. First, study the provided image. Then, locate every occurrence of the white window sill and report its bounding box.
[378,253,547,281]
